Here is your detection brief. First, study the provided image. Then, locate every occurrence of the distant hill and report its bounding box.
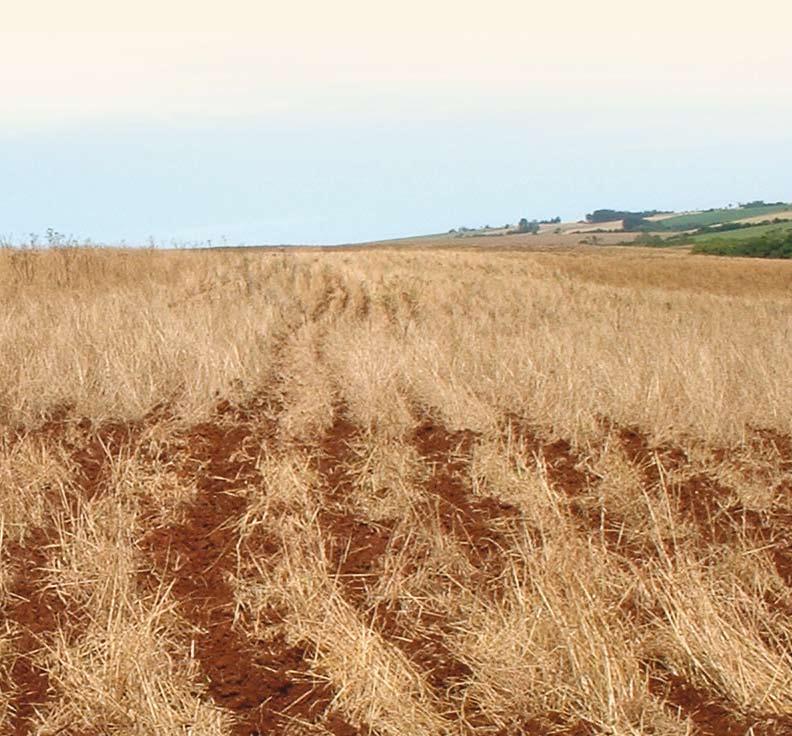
[446,201,792,245]
[614,204,792,259]
[577,201,792,235]
[692,226,792,258]
[656,203,791,231]
[687,219,792,243]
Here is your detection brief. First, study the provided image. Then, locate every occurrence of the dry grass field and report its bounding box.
[1,244,792,736]
[736,211,792,225]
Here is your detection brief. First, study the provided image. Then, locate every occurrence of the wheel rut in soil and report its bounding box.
[1,418,133,736]
[648,665,792,736]
[413,419,522,579]
[1,527,64,736]
[5,408,792,736]
[141,418,358,736]
[313,411,596,736]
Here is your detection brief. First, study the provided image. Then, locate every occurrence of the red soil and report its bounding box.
[413,419,521,577]
[0,415,119,736]
[597,427,792,584]
[648,664,792,736]
[322,511,395,602]
[310,412,397,605]
[70,421,143,500]
[142,419,359,735]
[313,413,480,724]
[4,408,791,736]
[767,511,792,586]
[315,411,594,736]
[1,528,64,736]
[505,420,658,561]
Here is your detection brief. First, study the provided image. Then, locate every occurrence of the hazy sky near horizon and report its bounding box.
[2,3,791,244]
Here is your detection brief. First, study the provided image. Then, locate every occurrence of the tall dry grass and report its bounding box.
[2,246,792,443]
[1,244,792,735]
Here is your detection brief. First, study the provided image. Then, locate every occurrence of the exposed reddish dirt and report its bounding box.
[648,665,792,736]
[10,404,76,444]
[141,418,359,736]
[672,474,730,538]
[413,420,521,577]
[542,437,593,495]
[572,502,663,564]
[723,507,792,590]
[616,428,714,509]
[70,420,146,501]
[374,601,473,698]
[313,411,359,497]
[313,413,514,730]
[309,410,397,604]
[617,427,665,483]
[0,413,146,735]
[580,426,792,581]
[502,416,594,496]
[1,528,63,736]
[11,411,149,508]
[614,426,792,559]
[505,420,661,563]
[321,511,395,603]
[369,600,598,736]
[5,407,792,736]
[341,418,600,736]
[768,512,792,587]
[749,428,792,470]
[0,419,106,736]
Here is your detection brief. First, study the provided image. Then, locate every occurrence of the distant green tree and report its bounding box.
[517,218,540,234]
[622,214,651,232]
[587,208,664,223]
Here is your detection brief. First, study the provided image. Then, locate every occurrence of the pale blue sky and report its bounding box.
[2,15,791,245]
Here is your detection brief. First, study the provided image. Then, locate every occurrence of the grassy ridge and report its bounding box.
[692,228,792,258]
[688,220,792,242]
[622,219,792,255]
[659,204,790,230]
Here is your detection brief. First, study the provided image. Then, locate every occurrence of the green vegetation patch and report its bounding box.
[659,203,790,230]
[688,220,792,243]
[691,228,792,259]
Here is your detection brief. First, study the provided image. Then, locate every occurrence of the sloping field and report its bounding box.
[688,221,792,243]
[569,220,625,233]
[658,205,790,230]
[735,211,792,225]
[1,247,792,736]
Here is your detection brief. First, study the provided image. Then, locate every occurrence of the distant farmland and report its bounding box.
[688,220,792,242]
[659,203,791,230]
